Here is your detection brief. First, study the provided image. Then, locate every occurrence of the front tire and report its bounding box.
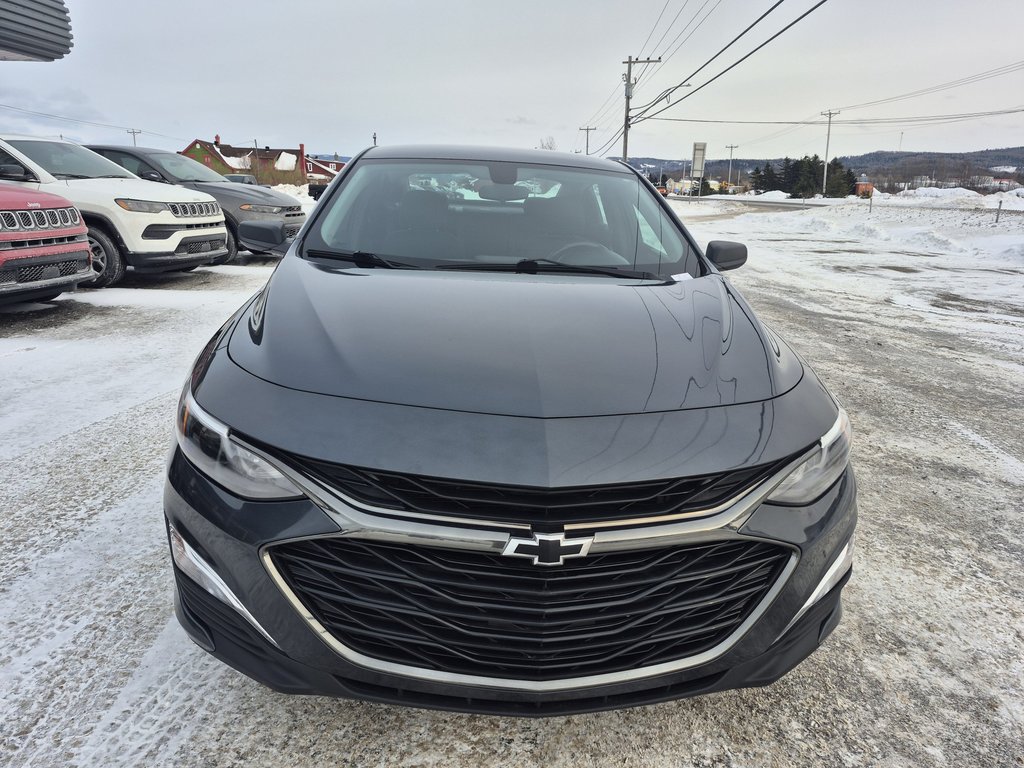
[81,228,126,288]
[223,226,239,264]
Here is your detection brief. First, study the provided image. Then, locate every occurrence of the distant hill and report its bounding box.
[626,147,1024,182]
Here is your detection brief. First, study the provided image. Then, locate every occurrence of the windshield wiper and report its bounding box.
[53,173,92,180]
[96,174,130,178]
[438,259,659,280]
[304,248,420,269]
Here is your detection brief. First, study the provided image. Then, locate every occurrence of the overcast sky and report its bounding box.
[2,0,1023,165]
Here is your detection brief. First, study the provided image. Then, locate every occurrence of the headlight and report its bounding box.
[768,408,852,504]
[176,389,302,500]
[115,198,170,213]
[239,203,284,214]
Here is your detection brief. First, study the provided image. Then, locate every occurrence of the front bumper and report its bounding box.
[128,234,229,272]
[0,248,91,303]
[164,447,857,716]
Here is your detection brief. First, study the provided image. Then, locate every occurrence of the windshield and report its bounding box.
[148,152,227,183]
[304,159,701,279]
[8,140,133,179]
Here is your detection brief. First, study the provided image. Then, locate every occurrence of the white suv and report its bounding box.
[0,135,228,287]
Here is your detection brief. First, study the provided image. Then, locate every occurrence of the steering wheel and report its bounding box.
[547,241,630,266]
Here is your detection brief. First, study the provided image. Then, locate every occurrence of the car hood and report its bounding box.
[227,256,803,418]
[52,177,217,203]
[192,181,300,206]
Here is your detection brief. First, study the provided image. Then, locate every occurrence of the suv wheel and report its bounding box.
[82,228,126,288]
[223,226,239,264]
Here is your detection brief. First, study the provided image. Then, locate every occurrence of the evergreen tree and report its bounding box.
[780,157,796,194]
[762,161,780,191]
[844,168,857,196]
[698,177,713,196]
[825,158,849,198]
[793,155,819,198]
[750,165,764,192]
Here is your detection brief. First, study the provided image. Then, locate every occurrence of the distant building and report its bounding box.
[181,137,308,186]
[305,156,346,181]
[855,174,874,196]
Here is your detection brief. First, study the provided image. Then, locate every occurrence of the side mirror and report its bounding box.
[0,163,32,181]
[706,240,747,271]
[139,170,164,183]
[238,220,289,254]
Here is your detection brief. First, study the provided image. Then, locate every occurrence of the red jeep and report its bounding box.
[0,185,91,304]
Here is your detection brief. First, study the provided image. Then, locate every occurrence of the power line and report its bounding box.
[638,0,671,58]
[631,0,787,118]
[0,102,189,141]
[633,0,833,125]
[839,59,1024,112]
[634,0,722,95]
[644,106,1024,126]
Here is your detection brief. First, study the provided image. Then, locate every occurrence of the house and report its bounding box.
[305,155,346,181]
[181,137,308,186]
[854,174,874,197]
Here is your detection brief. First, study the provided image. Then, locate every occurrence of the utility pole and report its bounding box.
[821,109,839,195]
[725,144,738,188]
[579,126,596,155]
[252,139,259,184]
[622,55,661,162]
[126,128,141,147]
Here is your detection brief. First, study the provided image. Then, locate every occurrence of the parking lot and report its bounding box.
[1,203,1022,767]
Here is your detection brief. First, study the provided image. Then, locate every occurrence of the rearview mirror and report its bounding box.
[139,170,164,183]
[706,240,747,271]
[238,220,289,254]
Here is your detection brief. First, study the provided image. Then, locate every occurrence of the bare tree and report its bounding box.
[538,136,557,151]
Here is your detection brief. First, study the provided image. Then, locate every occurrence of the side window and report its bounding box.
[103,151,157,178]
[0,147,30,175]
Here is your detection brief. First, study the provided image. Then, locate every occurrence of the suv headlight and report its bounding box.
[240,203,284,214]
[115,198,170,213]
[768,408,852,504]
[176,389,302,500]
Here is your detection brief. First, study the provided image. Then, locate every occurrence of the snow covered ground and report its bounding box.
[1,202,1021,767]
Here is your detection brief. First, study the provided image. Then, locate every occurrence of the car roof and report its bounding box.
[362,144,633,173]
[86,145,166,154]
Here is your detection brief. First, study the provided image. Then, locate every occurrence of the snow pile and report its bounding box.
[758,190,791,200]
[981,189,1024,209]
[275,152,297,172]
[216,148,250,170]
[898,187,980,200]
[272,183,316,213]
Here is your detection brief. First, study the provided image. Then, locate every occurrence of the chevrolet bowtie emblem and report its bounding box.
[502,532,594,566]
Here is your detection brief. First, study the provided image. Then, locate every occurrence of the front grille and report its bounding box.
[270,537,791,680]
[0,208,80,232]
[292,458,789,528]
[284,224,302,237]
[175,237,225,255]
[5,257,89,284]
[169,201,220,218]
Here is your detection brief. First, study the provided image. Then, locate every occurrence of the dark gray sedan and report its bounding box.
[87,145,306,262]
[165,145,857,715]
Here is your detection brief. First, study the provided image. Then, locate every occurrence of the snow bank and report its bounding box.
[275,152,297,172]
[897,187,980,200]
[758,190,791,200]
[272,183,316,213]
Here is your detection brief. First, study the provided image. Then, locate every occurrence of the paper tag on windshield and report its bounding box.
[672,273,693,281]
